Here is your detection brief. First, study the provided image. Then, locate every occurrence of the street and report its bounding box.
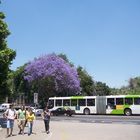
[0,114,140,140]
[50,114,140,125]
[1,113,140,128]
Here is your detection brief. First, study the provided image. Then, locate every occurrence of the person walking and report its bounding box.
[41,107,51,134]
[26,108,35,136]
[17,105,26,135]
[24,106,30,128]
[4,104,17,138]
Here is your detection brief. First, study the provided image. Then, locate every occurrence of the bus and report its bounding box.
[48,95,140,116]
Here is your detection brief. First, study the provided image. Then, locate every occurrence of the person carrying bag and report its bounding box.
[41,107,50,134]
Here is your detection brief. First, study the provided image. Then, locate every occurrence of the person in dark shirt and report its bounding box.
[41,107,50,134]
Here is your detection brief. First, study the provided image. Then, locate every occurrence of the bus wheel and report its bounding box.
[124,108,132,116]
[84,108,90,115]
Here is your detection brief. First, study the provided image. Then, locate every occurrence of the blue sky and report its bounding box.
[1,0,140,88]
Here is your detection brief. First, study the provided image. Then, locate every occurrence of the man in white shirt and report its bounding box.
[4,104,16,137]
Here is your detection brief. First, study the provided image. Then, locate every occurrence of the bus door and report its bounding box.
[106,98,116,114]
[71,99,79,112]
[71,99,86,113]
[133,97,140,114]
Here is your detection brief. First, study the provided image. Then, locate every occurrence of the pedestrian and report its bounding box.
[17,105,26,135]
[24,106,30,128]
[4,104,17,138]
[26,108,35,136]
[41,106,51,134]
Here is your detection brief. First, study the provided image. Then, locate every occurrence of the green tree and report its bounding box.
[0,12,16,101]
[95,81,110,96]
[77,66,95,96]
[13,65,32,103]
[125,77,140,95]
[128,77,140,90]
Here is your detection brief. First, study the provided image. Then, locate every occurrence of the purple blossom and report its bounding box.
[24,53,81,94]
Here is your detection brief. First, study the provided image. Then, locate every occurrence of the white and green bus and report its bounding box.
[106,95,140,116]
[48,95,140,116]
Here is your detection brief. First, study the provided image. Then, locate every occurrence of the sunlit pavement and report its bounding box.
[0,119,140,140]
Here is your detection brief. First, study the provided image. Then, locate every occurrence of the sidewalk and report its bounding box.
[0,119,52,140]
[0,119,140,140]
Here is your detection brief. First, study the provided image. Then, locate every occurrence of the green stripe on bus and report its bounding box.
[71,96,84,99]
[126,95,140,98]
[111,105,130,115]
[111,109,124,114]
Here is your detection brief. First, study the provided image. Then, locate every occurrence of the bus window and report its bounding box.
[71,99,77,106]
[56,99,62,106]
[107,98,115,105]
[78,99,86,106]
[134,98,140,105]
[107,98,115,109]
[87,99,95,106]
[63,99,70,106]
[48,100,54,109]
[125,98,133,105]
[116,98,124,105]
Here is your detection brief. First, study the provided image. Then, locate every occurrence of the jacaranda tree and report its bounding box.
[24,53,81,103]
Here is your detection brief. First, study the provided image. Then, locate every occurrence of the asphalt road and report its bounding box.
[43,114,140,125]
[1,112,140,128]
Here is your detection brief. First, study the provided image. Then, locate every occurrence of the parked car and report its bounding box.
[0,103,11,112]
[35,109,43,116]
[50,107,75,116]
[30,107,43,116]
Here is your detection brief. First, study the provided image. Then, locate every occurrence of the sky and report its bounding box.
[0,0,140,88]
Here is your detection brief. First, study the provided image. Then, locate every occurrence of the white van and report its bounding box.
[0,103,11,112]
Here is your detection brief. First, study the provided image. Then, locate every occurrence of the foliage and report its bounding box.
[24,53,81,99]
[110,77,140,95]
[77,66,94,96]
[94,81,110,96]
[0,12,16,100]
[128,77,140,90]
[13,65,30,93]
[58,53,74,67]
[12,65,32,103]
[123,77,140,95]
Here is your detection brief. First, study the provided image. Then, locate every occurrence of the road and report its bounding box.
[42,114,140,125]
[1,112,140,126]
